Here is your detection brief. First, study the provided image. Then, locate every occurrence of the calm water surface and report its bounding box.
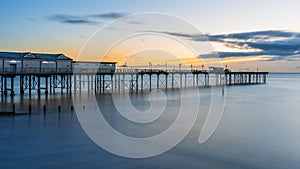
[1,73,300,169]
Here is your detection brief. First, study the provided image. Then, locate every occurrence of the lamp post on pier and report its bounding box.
[179,63,181,72]
[165,63,167,71]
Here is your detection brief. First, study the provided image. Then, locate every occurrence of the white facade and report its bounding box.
[41,60,56,73]
[0,52,73,74]
[23,59,40,73]
[1,59,72,73]
[57,60,72,73]
[3,59,22,73]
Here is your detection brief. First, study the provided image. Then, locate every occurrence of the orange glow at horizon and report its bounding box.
[98,34,206,66]
[221,56,269,64]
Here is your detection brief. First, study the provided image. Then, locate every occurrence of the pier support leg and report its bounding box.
[180,74,182,88]
[171,74,174,89]
[45,76,48,94]
[184,74,187,88]
[102,75,105,93]
[74,75,77,92]
[165,74,168,90]
[4,77,7,96]
[136,75,138,93]
[111,75,114,93]
[249,74,251,84]
[60,75,64,94]
[67,75,70,94]
[87,75,90,92]
[20,76,24,95]
[38,76,41,96]
[49,76,52,94]
[118,74,121,93]
[122,74,125,92]
[0,76,3,96]
[141,75,143,91]
[79,75,82,92]
[207,75,210,87]
[29,75,32,97]
[10,77,14,96]
[157,75,159,89]
[149,75,152,91]
[193,74,195,87]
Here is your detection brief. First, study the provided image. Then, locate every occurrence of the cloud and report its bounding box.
[89,12,126,19]
[155,31,207,40]
[209,30,300,61]
[158,30,300,61]
[47,12,126,25]
[208,30,299,41]
[47,14,98,25]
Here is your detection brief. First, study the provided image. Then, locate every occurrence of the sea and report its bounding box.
[0,73,300,169]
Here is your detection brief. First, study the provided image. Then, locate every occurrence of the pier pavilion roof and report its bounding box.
[0,51,72,60]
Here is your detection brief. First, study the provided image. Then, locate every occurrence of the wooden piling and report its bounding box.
[43,105,46,114]
[29,104,32,114]
[12,104,15,114]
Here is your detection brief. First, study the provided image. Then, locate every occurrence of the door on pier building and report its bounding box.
[9,64,17,73]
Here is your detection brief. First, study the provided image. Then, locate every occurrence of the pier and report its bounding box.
[0,68,268,96]
[0,51,269,97]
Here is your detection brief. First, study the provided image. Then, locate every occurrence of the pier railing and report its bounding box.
[114,68,210,75]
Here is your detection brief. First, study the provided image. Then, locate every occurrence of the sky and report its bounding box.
[1,0,300,72]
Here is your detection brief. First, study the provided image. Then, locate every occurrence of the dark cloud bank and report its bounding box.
[162,30,300,61]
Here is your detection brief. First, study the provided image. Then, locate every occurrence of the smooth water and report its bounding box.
[0,73,300,169]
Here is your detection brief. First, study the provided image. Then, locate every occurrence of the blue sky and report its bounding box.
[1,0,300,72]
